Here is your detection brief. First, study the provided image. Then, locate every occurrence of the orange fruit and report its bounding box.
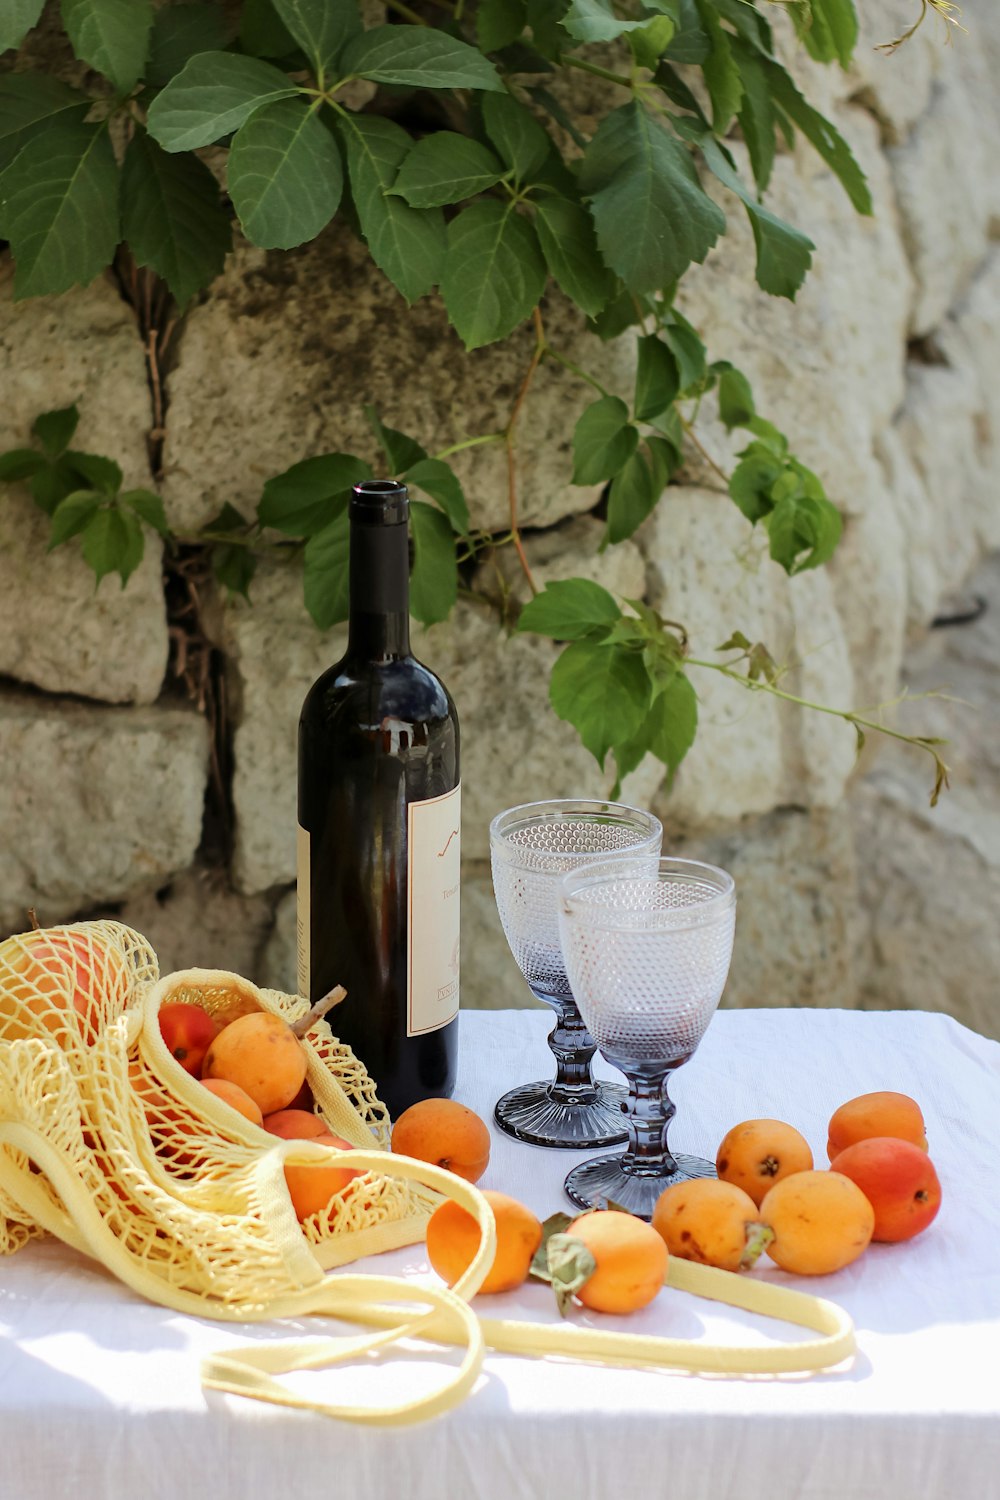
[427,1190,542,1295]
[203,1012,307,1116]
[826,1091,927,1161]
[760,1170,874,1275]
[567,1210,668,1314]
[159,1002,220,1078]
[200,1078,264,1126]
[652,1178,768,1271]
[392,1098,491,1183]
[716,1119,814,1206]
[263,1108,330,1140]
[830,1137,942,1243]
[283,1133,362,1221]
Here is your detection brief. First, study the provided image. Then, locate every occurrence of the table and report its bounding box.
[2,1007,999,1500]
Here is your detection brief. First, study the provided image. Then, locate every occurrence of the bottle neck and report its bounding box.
[346,516,411,662]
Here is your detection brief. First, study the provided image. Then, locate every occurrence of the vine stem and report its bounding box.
[383,0,430,23]
[686,656,951,804]
[558,54,634,88]
[680,415,732,488]
[504,306,547,596]
[543,346,610,398]
[433,431,506,461]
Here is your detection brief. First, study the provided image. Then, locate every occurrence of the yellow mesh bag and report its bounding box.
[0,919,857,1425]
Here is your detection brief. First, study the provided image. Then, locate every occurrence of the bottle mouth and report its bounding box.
[351,479,409,524]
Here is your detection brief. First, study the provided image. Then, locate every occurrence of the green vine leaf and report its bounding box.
[339,113,446,305]
[790,0,858,69]
[549,639,651,769]
[122,487,170,537]
[694,0,742,134]
[239,0,298,59]
[663,0,711,63]
[389,133,505,210]
[517,577,622,639]
[440,200,546,350]
[271,0,361,75]
[365,406,426,473]
[340,25,505,92]
[729,446,784,523]
[715,364,756,429]
[627,13,677,70]
[121,128,231,307]
[766,488,843,574]
[409,500,457,625]
[60,0,153,91]
[205,502,257,600]
[303,510,350,628]
[146,52,299,153]
[732,40,776,194]
[697,132,814,299]
[48,489,102,547]
[229,98,343,250]
[764,60,872,214]
[404,458,469,534]
[533,195,614,318]
[0,123,120,299]
[661,319,708,395]
[66,451,122,495]
[580,101,726,294]
[572,395,637,485]
[607,443,664,543]
[258,453,371,535]
[32,405,79,459]
[0,75,89,175]
[0,449,46,482]
[146,4,230,88]
[0,0,46,54]
[81,504,144,587]
[481,90,551,182]
[562,0,648,42]
[477,0,527,52]
[635,336,680,421]
[612,666,698,788]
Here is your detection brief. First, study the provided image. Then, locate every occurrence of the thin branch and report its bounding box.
[384,0,431,24]
[543,346,611,398]
[680,415,732,488]
[558,53,635,88]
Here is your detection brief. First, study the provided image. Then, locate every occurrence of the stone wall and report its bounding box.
[3,3,1000,1041]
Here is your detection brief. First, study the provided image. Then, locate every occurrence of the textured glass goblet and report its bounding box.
[558,857,736,1218]
[490,800,663,1149]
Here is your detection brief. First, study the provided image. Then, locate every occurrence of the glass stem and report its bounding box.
[620,1069,678,1176]
[546,999,600,1100]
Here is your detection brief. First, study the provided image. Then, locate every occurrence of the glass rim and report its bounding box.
[560,855,736,931]
[489,798,663,852]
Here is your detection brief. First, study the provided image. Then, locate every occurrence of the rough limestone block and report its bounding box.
[889,59,1000,337]
[0,259,166,702]
[938,250,1000,556]
[217,524,662,892]
[893,361,982,609]
[851,551,1000,1042]
[113,865,275,983]
[672,808,860,1012]
[0,691,210,934]
[676,110,912,491]
[161,227,635,535]
[0,489,169,705]
[638,487,857,829]
[847,0,945,142]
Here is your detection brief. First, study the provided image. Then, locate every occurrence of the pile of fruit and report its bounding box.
[388,1092,943,1317]
[157,1001,364,1220]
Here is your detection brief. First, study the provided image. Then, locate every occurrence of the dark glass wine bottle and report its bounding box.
[296,480,460,1119]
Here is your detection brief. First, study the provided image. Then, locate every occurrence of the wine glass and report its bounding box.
[490,800,663,1149]
[558,856,736,1219]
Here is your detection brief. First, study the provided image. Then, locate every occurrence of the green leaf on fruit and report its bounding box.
[545,1231,598,1318]
[529,1211,576,1283]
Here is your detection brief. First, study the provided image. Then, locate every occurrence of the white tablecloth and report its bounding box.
[2,1007,999,1500]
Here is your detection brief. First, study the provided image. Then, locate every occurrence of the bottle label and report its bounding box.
[407,783,461,1037]
[296,822,310,999]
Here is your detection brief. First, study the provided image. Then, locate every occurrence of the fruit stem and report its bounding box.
[290,985,347,1038]
[27,907,40,931]
[740,1220,776,1271]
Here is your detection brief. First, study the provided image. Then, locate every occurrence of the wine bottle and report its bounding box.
[296,479,460,1119]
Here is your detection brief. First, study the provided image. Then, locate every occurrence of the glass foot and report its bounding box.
[564,1151,717,1220]
[494,1080,629,1149]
